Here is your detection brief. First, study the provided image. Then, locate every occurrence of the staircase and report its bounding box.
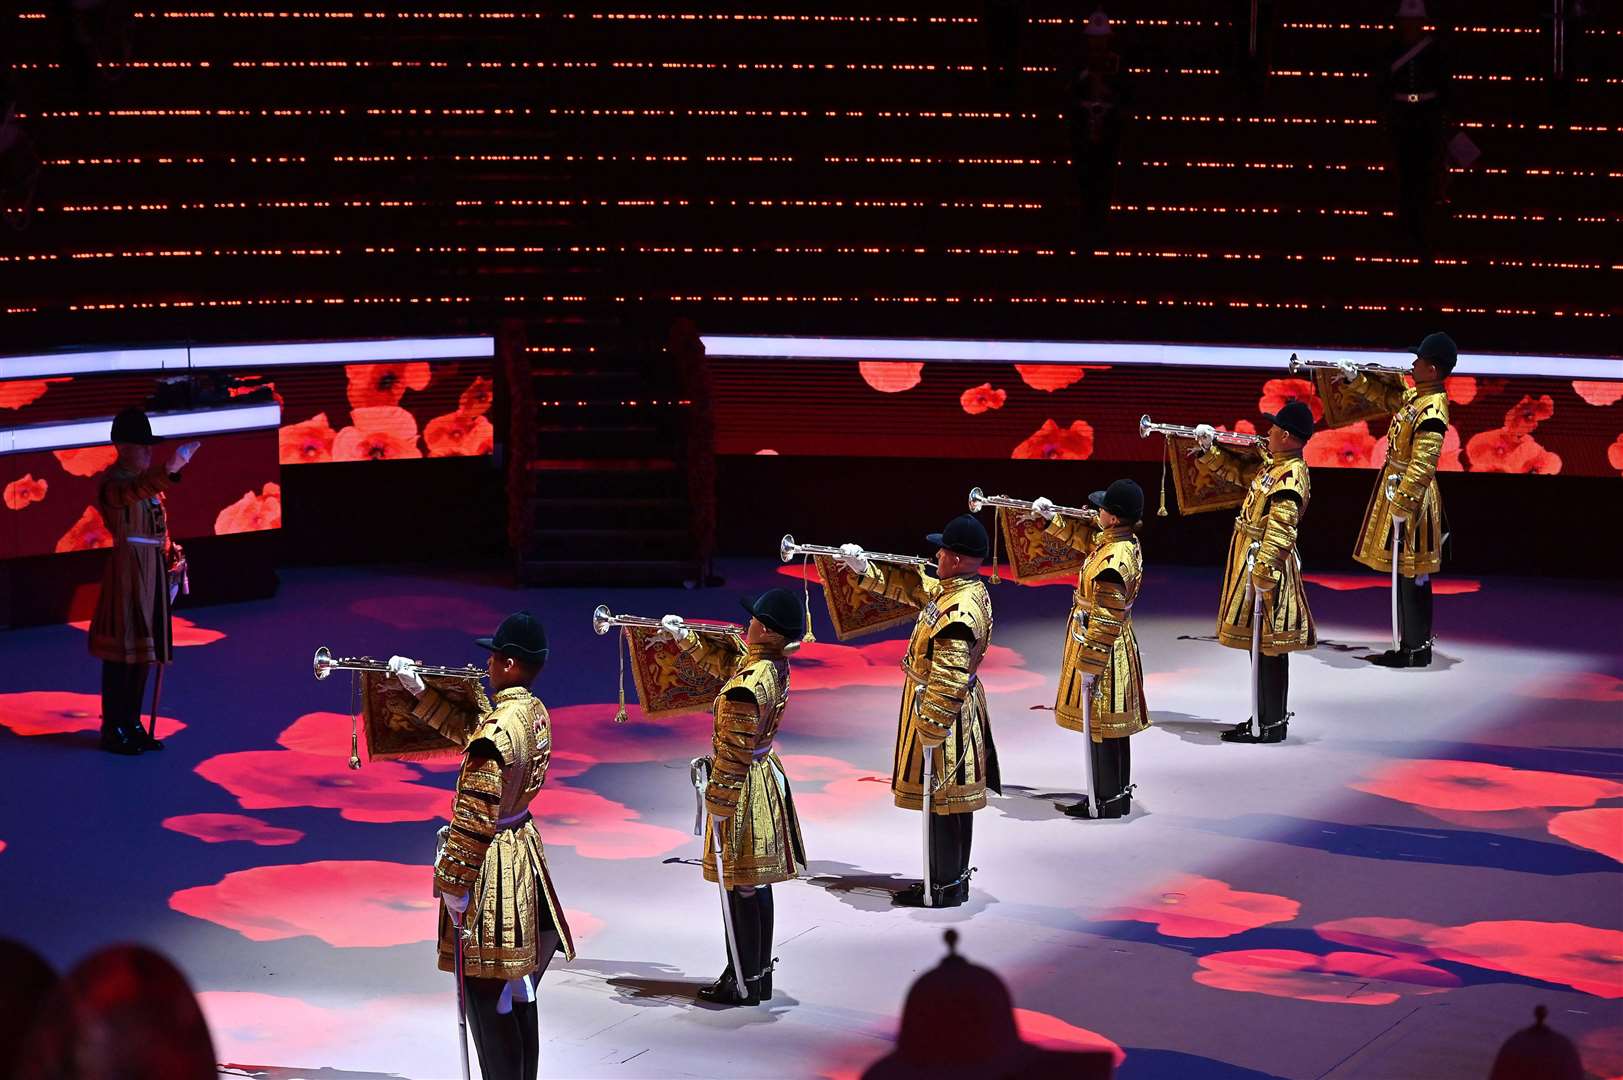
[512,323,708,586]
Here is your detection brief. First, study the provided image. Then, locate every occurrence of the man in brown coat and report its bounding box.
[90,407,199,755]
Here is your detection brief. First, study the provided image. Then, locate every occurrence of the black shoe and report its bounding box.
[892,882,962,908]
[1406,645,1432,667]
[99,726,145,756]
[137,727,165,751]
[1226,719,1254,734]
[1221,722,1286,744]
[1368,649,1409,668]
[696,967,759,1007]
[1062,797,1094,818]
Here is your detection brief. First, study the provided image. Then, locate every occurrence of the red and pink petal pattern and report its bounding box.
[0,690,185,738]
[1104,875,1300,939]
[1349,759,1623,813]
[172,860,438,946]
[195,750,448,823]
[1195,948,1459,1005]
[1546,808,1623,864]
[163,813,304,846]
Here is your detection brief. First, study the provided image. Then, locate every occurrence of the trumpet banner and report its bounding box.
[996,510,1085,583]
[1162,436,1248,515]
[811,554,919,640]
[1310,367,1390,429]
[623,626,727,719]
[361,672,489,762]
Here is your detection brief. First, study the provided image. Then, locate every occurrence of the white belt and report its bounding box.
[1395,91,1437,103]
[127,536,163,546]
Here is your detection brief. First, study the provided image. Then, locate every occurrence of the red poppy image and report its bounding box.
[172,860,438,946]
[278,412,337,465]
[1303,572,1479,594]
[1232,419,1257,434]
[1574,380,1623,407]
[1504,393,1556,434]
[1194,949,1459,1006]
[0,690,185,738]
[1349,759,1623,812]
[1013,1009,1126,1068]
[55,505,113,553]
[1609,434,1623,475]
[1104,875,1300,939]
[546,702,714,767]
[1316,916,1623,999]
[1305,422,1379,469]
[529,783,692,860]
[1579,1027,1623,1080]
[1372,425,1462,472]
[858,360,924,393]
[1547,808,1623,864]
[0,378,68,409]
[68,614,224,647]
[274,711,357,756]
[1444,375,1478,405]
[332,406,423,461]
[1515,671,1623,702]
[54,445,118,477]
[345,361,431,409]
[959,382,1007,415]
[1015,364,1088,392]
[777,754,893,823]
[1465,428,1563,474]
[423,411,494,457]
[791,637,1044,695]
[3,473,47,510]
[756,448,779,455]
[1012,419,1095,460]
[458,375,494,416]
[214,482,282,535]
[163,813,304,847]
[195,749,450,823]
[1258,378,1324,423]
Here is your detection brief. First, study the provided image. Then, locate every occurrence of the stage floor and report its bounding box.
[2,560,1620,1079]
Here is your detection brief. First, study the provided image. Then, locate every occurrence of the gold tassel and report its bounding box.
[1157,437,1171,517]
[989,507,1002,584]
[613,628,629,723]
[800,555,816,643]
[347,670,363,769]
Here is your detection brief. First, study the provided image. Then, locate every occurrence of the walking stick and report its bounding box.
[711,819,748,989]
[1246,542,1262,741]
[921,746,934,907]
[147,662,164,740]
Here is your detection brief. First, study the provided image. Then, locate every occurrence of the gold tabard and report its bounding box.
[1348,376,1450,577]
[1045,517,1149,740]
[1193,445,1317,655]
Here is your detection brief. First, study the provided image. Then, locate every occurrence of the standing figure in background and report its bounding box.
[1339,332,1456,668]
[89,407,199,756]
[1067,10,1128,243]
[1380,0,1451,252]
[659,589,807,1007]
[1188,402,1316,743]
[838,514,1000,908]
[387,612,574,1080]
[1028,479,1149,818]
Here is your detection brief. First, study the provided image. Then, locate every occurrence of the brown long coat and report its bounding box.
[88,464,176,665]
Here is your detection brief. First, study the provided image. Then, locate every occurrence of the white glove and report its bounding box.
[837,542,870,575]
[444,889,471,924]
[656,613,690,643]
[167,440,201,473]
[386,655,426,698]
[1028,496,1056,523]
[1193,423,1217,451]
[1337,359,1361,382]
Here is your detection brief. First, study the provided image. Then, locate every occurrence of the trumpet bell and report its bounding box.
[313,646,334,681]
[1287,352,1303,375]
[779,533,797,563]
[1138,414,1153,439]
[591,604,614,636]
[967,486,986,513]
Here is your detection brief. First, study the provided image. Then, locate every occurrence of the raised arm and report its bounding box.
[411,685,483,749]
[704,687,761,819]
[1045,511,1100,556]
[1192,442,1265,487]
[1342,370,1410,414]
[679,630,748,680]
[99,465,175,510]
[853,561,933,608]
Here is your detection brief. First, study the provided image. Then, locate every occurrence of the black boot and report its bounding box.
[464,977,524,1080]
[513,998,539,1080]
[99,724,144,755]
[1222,717,1288,743]
[697,891,760,1006]
[756,886,775,1001]
[100,662,144,755]
[1062,795,1093,818]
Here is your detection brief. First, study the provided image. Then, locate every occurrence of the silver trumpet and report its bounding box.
[591,605,743,638]
[779,533,931,569]
[1287,353,1410,377]
[968,486,1098,523]
[1139,414,1266,449]
[312,647,485,682]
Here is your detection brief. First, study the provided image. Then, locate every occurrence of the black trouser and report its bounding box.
[721,887,765,989]
[462,933,557,1080]
[1258,653,1289,728]
[1093,736,1132,814]
[928,811,974,893]
[100,661,150,736]
[1399,575,1434,651]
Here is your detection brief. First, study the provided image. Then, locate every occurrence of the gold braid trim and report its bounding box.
[704,693,761,818]
[1253,492,1302,591]
[1075,579,1128,677]
[1395,427,1445,517]
[917,636,974,745]
[434,754,503,896]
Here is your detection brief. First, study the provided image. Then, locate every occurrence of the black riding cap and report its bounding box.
[1261,400,1316,443]
[110,407,161,446]
[740,588,804,640]
[926,513,990,558]
[1088,478,1145,523]
[475,611,549,664]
